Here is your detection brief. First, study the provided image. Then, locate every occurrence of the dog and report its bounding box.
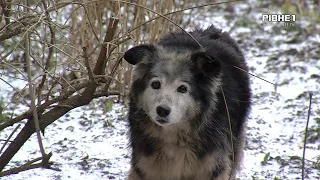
[123,25,251,180]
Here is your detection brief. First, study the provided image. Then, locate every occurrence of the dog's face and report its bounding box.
[124,44,221,127]
[142,65,195,127]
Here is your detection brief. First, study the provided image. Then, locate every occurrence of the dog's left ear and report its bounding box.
[191,52,221,77]
[123,44,156,65]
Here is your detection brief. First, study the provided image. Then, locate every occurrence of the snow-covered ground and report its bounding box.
[1,1,320,180]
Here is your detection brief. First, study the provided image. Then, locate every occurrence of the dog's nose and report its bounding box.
[156,106,171,117]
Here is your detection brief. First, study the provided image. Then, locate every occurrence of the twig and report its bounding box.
[0,76,29,106]
[232,65,275,85]
[44,78,60,102]
[23,1,47,161]
[38,0,56,108]
[0,139,13,142]
[0,78,101,132]
[0,153,56,177]
[104,55,123,91]
[82,47,95,82]
[22,156,42,167]
[220,86,234,180]
[82,5,99,41]
[0,124,21,154]
[87,36,131,60]
[302,93,313,180]
[0,162,47,177]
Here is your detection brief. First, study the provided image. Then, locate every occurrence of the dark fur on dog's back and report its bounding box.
[124,25,251,180]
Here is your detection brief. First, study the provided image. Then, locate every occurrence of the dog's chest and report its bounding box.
[138,143,198,178]
[137,140,217,180]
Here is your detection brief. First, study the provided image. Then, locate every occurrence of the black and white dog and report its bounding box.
[123,25,251,180]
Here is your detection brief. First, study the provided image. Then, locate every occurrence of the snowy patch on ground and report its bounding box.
[3,102,131,180]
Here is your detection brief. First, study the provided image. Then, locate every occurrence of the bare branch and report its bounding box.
[82,47,95,82]
[104,55,123,91]
[232,65,275,85]
[0,79,91,131]
[0,76,29,106]
[302,93,313,180]
[0,152,55,177]
[0,15,39,41]
[0,124,21,154]
[38,0,56,107]
[93,17,119,75]
[23,1,47,162]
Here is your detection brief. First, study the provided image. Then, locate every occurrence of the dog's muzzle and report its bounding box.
[156,105,171,124]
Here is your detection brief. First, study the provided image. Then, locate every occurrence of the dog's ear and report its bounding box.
[191,52,221,77]
[123,44,156,65]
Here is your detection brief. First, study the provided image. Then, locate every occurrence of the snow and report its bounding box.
[2,103,131,180]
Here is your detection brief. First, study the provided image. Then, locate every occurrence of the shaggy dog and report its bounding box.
[123,25,251,180]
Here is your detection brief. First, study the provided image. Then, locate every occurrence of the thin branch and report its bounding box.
[302,93,313,180]
[0,124,21,154]
[82,47,95,82]
[0,152,56,177]
[0,139,13,142]
[232,65,275,85]
[104,55,123,91]
[23,2,46,159]
[22,156,42,167]
[38,0,56,108]
[0,15,39,41]
[220,86,234,180]
[82,5,99,41]
[44,78,59,102]
[0,79,93,131]
[0,77,29,106]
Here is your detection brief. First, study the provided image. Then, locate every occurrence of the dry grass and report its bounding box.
[67,0,200,96]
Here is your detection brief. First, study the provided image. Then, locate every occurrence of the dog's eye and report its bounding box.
[177,85,187,93]
[151,81,161,89]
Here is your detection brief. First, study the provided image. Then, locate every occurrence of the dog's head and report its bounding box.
[124,44,221,127]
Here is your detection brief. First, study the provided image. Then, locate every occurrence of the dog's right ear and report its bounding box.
[123,44,156,65]
[191,52,221,77]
